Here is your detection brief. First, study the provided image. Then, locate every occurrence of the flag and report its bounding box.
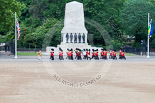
[148,21,153,37]
[16,18,21,40]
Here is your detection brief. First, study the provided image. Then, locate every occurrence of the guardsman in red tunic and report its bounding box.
[86,49,88,60]
[103,49,107,60]
[119,49,123,59]
[50,48,54,60]
[66,49,70,59]
[95,49,99,60]
[109,50,113,59]
[92,49,95,59]
[121,50,126,60]
[86,49,91,60]
[74,48,78,59]
[83,49,87,59]
[70,48,73,60]
[77,49,82,60]
[68,49,72,60]
[88,49,91,60]
[112,50,117,60]
[100,49,104,59]
[59,48,64,60]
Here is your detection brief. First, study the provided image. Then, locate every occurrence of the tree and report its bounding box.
[23,18,61,49]
[147,0,155,5]
[3,0,154,49]
[29,0,47,21]
[82,0,126,47]
[0,0,25,34]
[120,0,155,46]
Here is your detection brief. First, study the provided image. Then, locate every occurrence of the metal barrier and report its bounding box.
[124,46,155,56]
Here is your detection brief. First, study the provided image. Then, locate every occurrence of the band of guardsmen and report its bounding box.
[37,48,126,60]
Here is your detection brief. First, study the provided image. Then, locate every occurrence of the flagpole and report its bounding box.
[147,13,150,58]
[15,12,17,59]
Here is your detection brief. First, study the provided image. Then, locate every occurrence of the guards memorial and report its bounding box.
[46,1,99,54]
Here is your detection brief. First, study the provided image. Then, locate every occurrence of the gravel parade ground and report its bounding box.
[0,56,155,103]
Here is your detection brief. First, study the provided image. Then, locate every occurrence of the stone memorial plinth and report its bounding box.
[61,1,87,45]
[58,1,91,49]
[46,1,100,55]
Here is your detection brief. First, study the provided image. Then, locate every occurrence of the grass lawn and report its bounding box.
[117,53,136,56]
[17,52,37,56]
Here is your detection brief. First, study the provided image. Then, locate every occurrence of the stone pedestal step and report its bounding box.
[46,44,101,55]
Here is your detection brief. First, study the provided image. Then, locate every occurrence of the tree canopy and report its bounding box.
[0,0,155,49]
[0,0,25,34]
[120,0,155,46]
